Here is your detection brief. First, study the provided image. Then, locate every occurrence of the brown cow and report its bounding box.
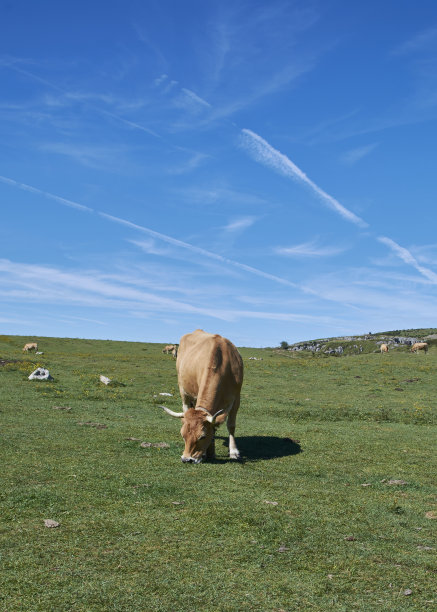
[380,343,389,353]
[162,329,243,463]
[23,342,38,353]
[411,342,428,353]
[162,344,178,358]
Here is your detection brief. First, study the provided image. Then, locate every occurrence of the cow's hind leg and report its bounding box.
[227,399,240,460]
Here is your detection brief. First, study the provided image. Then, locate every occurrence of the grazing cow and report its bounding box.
[23,342,38,353]
[380,343,389,353]
[162,344,175,354]
[162,329,244,463]
[411,342,428,353]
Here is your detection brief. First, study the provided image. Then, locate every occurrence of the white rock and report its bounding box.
[99,375,111,385]
[28,368,52,380]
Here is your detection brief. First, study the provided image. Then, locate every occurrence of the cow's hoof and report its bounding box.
[229,450,241,460]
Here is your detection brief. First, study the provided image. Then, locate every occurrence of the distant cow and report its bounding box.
[162,344,178,358]
[380,343,389,353]
[411,342,428,353]
[162,329,243,463]
[23,342,38,353]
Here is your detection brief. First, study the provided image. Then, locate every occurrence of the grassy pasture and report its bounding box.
[0,334,436,611]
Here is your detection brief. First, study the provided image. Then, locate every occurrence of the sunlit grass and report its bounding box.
[0,335,436,611]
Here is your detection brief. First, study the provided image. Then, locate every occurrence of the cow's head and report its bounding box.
[162,406,226,463]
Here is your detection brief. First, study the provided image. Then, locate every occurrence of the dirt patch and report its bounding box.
[77,422,108,429]
[0,358,18,367]
[140,441,170,448]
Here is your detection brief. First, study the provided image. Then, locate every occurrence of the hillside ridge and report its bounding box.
[281,328,437,355]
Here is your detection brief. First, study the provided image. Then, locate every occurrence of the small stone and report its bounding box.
[44,519,60,528]
[99,375,111,385]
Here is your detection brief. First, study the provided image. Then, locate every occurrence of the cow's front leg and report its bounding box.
[227,400,240,460]
[206,436,216,460]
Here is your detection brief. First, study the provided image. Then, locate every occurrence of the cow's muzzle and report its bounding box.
[181,456,203,464]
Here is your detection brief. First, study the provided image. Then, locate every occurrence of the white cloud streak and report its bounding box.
[100,212,300,289]
[240,128,368,228]
[181,88,212,108]
[341,143,378,165]
[222,217,257,233]
[0,172,300,290]
[275,240,345,257]
[1,60,160,138]
[0,258,340,326]
[378,236,437,284]
[0,175,93,212]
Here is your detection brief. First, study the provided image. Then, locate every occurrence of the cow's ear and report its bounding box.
[213,412,227,425]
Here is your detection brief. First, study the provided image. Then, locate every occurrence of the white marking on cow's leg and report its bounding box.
[227,399,240,460]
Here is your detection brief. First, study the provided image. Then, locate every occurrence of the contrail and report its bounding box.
[99,212,300,288]
[0,175,93,212]
[378,236,437,284]
[0,172,300,290]
[240,128,368,228]
[1,60,160,138]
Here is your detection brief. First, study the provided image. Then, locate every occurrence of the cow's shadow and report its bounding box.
[215,435,302,462]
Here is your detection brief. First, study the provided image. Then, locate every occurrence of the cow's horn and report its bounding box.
[161,406,184,418]
[208,409,225,424]
[195,406,211,415]
[198,407,226,424]
[195,406,225,423]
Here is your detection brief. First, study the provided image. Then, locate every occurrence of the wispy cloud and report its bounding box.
[181,88,212,109]
[0,175,93,212]
[0,257,346,326]
[378,236,437,283]
[392,27,437,57]
[341,143,378,165]
[275,240,346,257]
[99,212,300,289]
[1,59,160,138]
[129,239,171,257]
[0,172,300,290]
[0,258,232,320]
[168,151,209,174]
[239,128,368,228]
[154,74,168,87]
[222,217,257,233]
[178,186,270,207]
[39,142,132,170]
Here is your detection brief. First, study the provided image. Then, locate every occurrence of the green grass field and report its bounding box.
[1,334,436,611]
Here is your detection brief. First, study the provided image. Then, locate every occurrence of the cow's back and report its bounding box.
[177,330,243,405]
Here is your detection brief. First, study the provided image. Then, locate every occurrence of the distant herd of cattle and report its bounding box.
[380,341,429,353]
[21,333,430,463]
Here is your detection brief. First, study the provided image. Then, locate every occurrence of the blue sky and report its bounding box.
[1,0,437,347]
